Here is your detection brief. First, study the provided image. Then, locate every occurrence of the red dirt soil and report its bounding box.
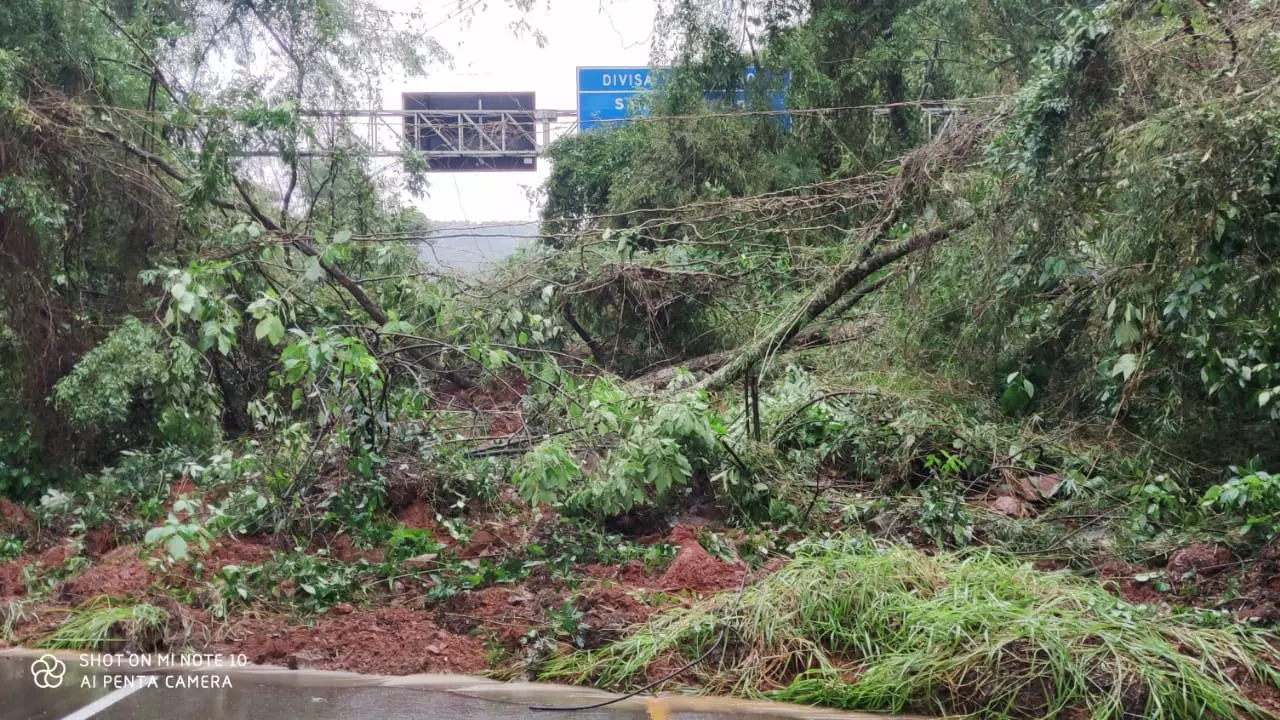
[39,542,77,567]
[0,498,29,532]
[659,525,744,593]
[1219,538,1280,623]
[228,607,488,675]
[1165,543,1237,581]
[0,556,31,597]
[100,544,143,565]
[397,503,438,530]
[84,526,117,558]
[65,544,153,601]
[1095,561,1165,605]
[436,585,543,649]
[459,529,502,559]
[198,538,274,569]
[6,603,65,645]
[170,476,197,499]
[584,560,654,587]
[436,375,528,438]
[328,534,386,564]
[579,587,653,647]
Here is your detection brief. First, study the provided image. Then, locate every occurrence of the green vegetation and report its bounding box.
[0,598,35,642]
[4,0,1280,716]
[0,534,23,562]
[546,539,1280,719]
[42,601,169,652]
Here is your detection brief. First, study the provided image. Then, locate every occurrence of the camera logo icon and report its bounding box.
[31,654,66,689]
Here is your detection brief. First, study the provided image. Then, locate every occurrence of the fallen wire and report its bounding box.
[528,564,752,713]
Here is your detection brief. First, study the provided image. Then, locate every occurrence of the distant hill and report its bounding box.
[418,221,538,272]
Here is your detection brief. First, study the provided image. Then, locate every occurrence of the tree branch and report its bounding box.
[820,270,897,321]
[83,110,392,328]
[693,217,971,393]
[231,177,389,326]
[562,302,607,366]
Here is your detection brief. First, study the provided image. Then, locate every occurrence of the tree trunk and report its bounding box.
[693,217,970,393]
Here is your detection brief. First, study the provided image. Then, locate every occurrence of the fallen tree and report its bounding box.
[693,216,972,392]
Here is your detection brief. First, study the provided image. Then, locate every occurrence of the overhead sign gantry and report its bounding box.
[401,92,539,171]
[234,68,793,168]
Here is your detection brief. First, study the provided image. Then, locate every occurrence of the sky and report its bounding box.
[377,0,660,222]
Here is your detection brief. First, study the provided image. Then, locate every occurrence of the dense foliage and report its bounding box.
[6,0,1280,717]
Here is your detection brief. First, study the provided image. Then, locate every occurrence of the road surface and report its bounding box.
[0,650,917,720]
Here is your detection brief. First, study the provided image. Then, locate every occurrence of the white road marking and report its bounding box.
[58,677,149,720]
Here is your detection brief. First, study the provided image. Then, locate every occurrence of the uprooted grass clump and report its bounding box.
[41,600,169,652]
[541,537,1280,719]
[1,597,36,642]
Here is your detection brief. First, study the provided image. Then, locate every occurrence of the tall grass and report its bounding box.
[542,537,1280,719]
[41,600,169,651]
[1,598,35,641]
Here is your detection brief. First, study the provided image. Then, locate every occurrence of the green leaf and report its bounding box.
[1000,384,1030,415]
[166,535,189,561]
[175,288,197,315]
[246,297,274,318]
[1113,321,1141,348]
[653,465,671,493]
[1110,354,1139,381]
[304,257,325,282]
[255,315,285,345]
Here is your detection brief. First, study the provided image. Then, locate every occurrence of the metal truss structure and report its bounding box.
[232,109,578,164]
[229,105,958,166]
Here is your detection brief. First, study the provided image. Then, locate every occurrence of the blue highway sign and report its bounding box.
[576,67,788,131]
[576,67,656,130]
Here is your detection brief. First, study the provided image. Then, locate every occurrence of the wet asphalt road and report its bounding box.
[2,655,646,720]
[0,652,908,720]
